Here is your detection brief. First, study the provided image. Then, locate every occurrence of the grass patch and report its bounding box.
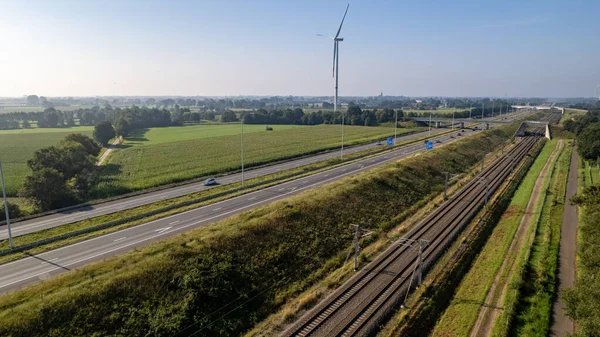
[0,127,514,337]
[507,141,571,336]
[0,127,95,196]
[97,124,423,197]
[0,128,450,264]
[430,139,557,337]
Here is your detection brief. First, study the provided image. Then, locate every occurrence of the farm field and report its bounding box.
[0,127,94,196]
[0,105,92,114]
[125,123,304,146]
[99,124,423,196]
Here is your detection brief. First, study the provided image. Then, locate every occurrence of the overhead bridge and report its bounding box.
[412,117,513,130]
[514,121,551,139]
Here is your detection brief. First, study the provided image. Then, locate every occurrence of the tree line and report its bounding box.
[562,101,600,335]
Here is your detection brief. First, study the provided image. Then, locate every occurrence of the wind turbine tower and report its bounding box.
[318,4,349,160]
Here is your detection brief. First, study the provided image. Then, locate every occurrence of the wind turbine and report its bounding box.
[318,3,349,160]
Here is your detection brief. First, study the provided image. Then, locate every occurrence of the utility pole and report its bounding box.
[452,110,455,131]
[442,172,459,200]
[0,161,14,249]
[417,239,430,285]
[481,152,487,172]
[241,118,245,188]
[350,224,372,271]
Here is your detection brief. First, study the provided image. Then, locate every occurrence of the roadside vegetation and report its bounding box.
[0,127,515,337]
[504,142,571,336]
[430,139,557,337]
[560,101,600,336]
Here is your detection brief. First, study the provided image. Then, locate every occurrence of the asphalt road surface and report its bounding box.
[0,126,488,294]
[0,112,532,294]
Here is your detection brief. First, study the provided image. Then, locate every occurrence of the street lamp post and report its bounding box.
[0,161,14,249]
[428,111,432,137]
[394,109,398,144]
[241,118,245,188]
[469,103,473,119]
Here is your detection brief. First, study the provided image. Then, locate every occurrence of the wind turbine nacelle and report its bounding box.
[335,38,344,41]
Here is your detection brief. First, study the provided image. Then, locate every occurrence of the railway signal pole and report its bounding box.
[350,224,372,271]
[0,161,14,249]
[479,177,490,205]
[442,172,460,200]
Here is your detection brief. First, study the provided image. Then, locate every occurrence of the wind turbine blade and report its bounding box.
[334,3,350,39]
[332,42,337,77]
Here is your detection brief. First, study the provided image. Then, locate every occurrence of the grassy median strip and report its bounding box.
[0,128,516,337]
[507,141,571,336]
[0,128,460,265]
[430,139,557,337]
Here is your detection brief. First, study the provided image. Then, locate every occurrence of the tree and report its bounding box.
[114,118,131,137]
[22,119,31,129]
[578,123,600,161]
[221,110,239,122]
[19,168,74,211]
[64,133,101,156]
[26,95,39,106]
[80,111,95,126]
[93,121,116,146]
[0,201,23,221]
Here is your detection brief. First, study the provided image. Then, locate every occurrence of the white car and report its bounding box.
[204,178,217,186]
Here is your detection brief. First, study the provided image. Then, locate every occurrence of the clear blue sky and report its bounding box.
[0,0,598,98]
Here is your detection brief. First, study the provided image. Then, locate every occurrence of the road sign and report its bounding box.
[387,137,393,146]
[426,141,433,150]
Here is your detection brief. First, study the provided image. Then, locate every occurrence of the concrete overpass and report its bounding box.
[412,117,513,130]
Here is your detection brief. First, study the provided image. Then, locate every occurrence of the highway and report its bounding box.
[0,126,487,294]
[0,112,532,294]
[0,125,458,240]
[0,111,532,240]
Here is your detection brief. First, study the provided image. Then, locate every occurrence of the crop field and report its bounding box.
[98,124,423,196]
[0,127,94,196]
[0,105,92,114]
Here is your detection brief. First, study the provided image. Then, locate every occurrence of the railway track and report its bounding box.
[282,133,542,337]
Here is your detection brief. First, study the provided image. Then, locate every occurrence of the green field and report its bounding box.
[0,127,95,196]
[0,105,92,114]
[99,124,422,196]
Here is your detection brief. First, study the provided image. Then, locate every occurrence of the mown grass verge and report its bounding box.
[0,128,456,264]
[383,137,545,337]
[489,141,569,337]
[506,141,571,336]
[0,127,515,337]
[429,139,558,337]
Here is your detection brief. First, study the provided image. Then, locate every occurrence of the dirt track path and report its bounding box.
[96,136,122,166]
[550,145,578,336]
[469,140,563,337]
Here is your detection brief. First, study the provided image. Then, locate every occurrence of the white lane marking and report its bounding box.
[248,197,256,200]
[1,130,495,289]
[213,207,222,211]
[0,131,470,272]
[41,258,58,265]
[113,237,127,242]
[169,221,180,225]
[324,174,330,177]
[154,227,172,234]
